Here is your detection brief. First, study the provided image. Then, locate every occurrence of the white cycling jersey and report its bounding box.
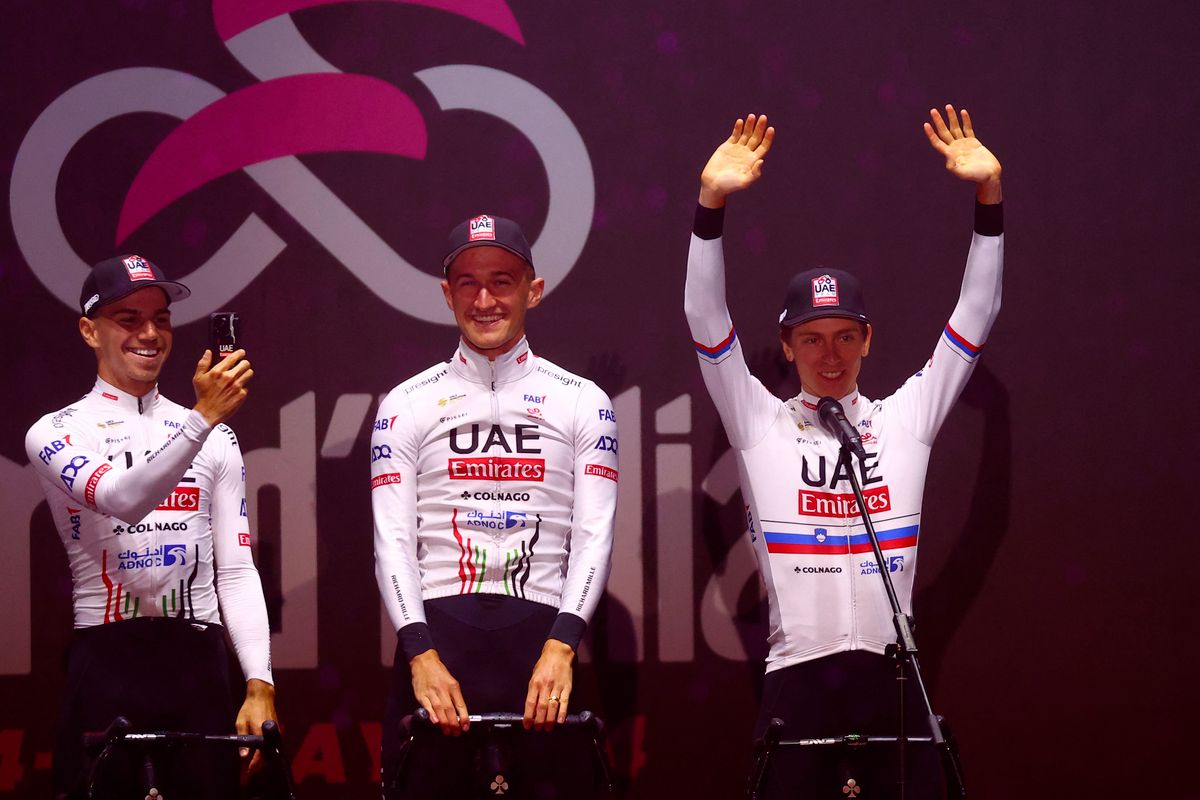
[24,378,272,683]
[372,338,618,647]
[685,204,1003,673]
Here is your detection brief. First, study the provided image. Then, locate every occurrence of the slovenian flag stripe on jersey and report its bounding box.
[764,524,919,554]
[694,326,738,364]
[942,323,983,360]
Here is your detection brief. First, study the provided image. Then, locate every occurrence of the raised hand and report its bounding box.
[699,113,776,208]
[923,105,1002,203]
[192,349,253,427]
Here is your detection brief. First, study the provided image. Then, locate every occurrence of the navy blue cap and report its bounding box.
[80,254,190,317]
[442,214,534,274]
[779,268,869,328]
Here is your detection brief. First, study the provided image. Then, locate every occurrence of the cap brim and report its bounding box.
[90,280,191,316]
[442,242,534,272]
[780,308,870,328]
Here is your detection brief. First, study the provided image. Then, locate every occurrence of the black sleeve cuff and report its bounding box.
[398,622,434,661]
[974,201,1003,236]
[693,203,726,240]
[547,612,587,651]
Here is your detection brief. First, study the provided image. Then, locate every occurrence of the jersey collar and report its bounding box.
[797,387,864,421]
[450,337,535,385]
[90,376,159,414]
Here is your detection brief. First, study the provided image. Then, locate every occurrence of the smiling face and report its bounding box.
[441,246,544,359]
[79,286,173,396]
[780,316,873,399]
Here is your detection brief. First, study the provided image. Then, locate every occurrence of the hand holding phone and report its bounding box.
[210,312,241,366]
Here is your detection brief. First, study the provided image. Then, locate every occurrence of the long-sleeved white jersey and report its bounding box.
[372,339,617,650]
[685,203,1003,673]
[24,378,272,683]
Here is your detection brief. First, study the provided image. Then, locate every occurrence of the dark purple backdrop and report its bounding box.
[2,1,1196,797]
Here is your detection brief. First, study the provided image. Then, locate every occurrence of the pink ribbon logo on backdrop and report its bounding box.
[10,0,594,325]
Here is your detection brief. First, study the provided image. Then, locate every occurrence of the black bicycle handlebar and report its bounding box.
[410,707,604,734]
[83,719,281,753]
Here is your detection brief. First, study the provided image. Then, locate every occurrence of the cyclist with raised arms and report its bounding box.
[25,256,275,799]
[685,107,1003,795]
[372,215,618,798]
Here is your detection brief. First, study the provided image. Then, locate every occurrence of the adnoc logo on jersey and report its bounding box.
[448,457,545,481]
[465,509,528,530]
[157,486,200,511]
[811,274,839,307]
[860,555,905,575]
[117,543,187,570]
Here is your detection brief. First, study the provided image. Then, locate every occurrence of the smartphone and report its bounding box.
[209,312,241,364]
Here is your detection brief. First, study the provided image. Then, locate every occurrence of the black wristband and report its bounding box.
[693,203,726,240]
[398,621,434,661]
[974,201,1003,236]
[547,612,587,651]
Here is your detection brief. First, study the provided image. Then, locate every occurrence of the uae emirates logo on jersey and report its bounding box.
[448,457,545,481]
[157,486,200,511]
[811,273,839,307]
[799,485,890,517]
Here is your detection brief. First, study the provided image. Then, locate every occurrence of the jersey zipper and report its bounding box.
[485,359,501,585]
[844,446,858,649]
[139,392,156,616]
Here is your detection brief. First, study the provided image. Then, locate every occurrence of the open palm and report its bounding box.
[923,105,1001,184]
[700,113,775,197]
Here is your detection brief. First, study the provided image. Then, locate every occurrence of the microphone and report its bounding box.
[816,397,867,461]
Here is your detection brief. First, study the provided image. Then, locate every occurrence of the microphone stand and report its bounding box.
[835,439,967,798]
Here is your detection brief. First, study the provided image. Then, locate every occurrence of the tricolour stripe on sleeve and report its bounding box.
[942,323,983,360]
[694,327,738,364]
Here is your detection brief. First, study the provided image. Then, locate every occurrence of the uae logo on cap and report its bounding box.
[122,255,155,281]
[811,274,839,307]
[468,215,496,242]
